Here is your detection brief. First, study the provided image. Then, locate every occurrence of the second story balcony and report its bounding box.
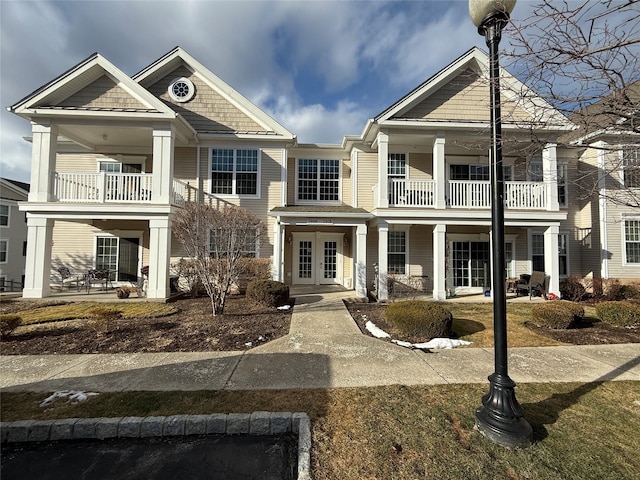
[379,178,552,210]
[52,172,194,207]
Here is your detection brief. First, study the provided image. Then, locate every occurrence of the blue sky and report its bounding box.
[1,0,515,183]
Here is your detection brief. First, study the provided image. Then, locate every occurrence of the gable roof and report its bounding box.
[565,79,640,145]
[0,177,30,199]
[9,53,176,120]
[374,47,570,130]
[133,47,295,140]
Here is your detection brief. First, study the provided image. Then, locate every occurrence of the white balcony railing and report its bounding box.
[383,179,550,210]
[389,179,436,207]
[53,172,153,203]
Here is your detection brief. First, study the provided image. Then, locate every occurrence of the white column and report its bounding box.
[29,123,58,203]
[152,125,175,204]
[544,224,560,297]
[147,217,172,299]
[433,133,446,209]
[377,222,389,301]
[432,224,447,300]
[355,223,368,298]
[543,144,559,211]
[273,219,283,282]
[377,133,389,208]
[23,216,54,298]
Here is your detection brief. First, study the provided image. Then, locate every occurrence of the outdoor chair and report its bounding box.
[84,269,113,293]
[516,271,547,299]
[57,266,83,291]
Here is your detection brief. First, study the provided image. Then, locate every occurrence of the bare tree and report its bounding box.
[503,0,640,206]
[171,202,266,315]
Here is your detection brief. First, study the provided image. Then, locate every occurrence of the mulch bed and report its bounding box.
[344,301,640,345]
[0,295,292,355]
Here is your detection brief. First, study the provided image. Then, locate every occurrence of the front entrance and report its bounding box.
[293,232,343,285]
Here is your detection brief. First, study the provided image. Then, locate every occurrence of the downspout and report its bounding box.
[597,143,608,278]
[196,137,201,202]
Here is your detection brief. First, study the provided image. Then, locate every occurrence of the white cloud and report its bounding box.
[1,1,480,181]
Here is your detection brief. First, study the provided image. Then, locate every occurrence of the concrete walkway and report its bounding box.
[1,287,639,393]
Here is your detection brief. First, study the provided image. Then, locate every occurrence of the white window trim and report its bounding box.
[388,152,408,178]
[528,230,545,273]
[209,147,262,199]
[622,216,640,266]
[620,146,640,189]
[92,231,144,280]
[168,77,195,103]
[387,226,409,277]
[557,162,568,209]
[0,239,8,264]
[558,231,570,278]
[0,202,10,228]
[295,158,342,205]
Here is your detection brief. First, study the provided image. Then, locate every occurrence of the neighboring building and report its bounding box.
[8,46,638,301]
[0,178,29,291]
[567,81,640,284]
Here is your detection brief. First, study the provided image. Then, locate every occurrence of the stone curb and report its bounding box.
[1,412,311,480]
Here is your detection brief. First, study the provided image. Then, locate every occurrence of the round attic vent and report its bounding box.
[168,77,195,102]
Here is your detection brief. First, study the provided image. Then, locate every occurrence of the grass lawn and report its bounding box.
[2,382,639,479]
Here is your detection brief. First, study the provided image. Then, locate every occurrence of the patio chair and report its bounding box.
[516,271,547,299]
[84,269,113,293]
[57,266,83,291]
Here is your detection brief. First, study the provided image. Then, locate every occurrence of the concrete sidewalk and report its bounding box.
[1,288,639,393]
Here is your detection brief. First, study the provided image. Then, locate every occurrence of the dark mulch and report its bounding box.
[0,295,292,355]
[524,317,640,345]
[345,301,640,345]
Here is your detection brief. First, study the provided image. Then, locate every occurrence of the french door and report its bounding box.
[451,241,491,289]
[293,233,343,285]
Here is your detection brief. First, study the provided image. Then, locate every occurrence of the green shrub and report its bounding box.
[246,280,290,307]
[559,277,588,302]
[385,301,453,339]
[0,314,21,338]
[595,301,640,327]
[619,284,640,300]
[531,300,585,329]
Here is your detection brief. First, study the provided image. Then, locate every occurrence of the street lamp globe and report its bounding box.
[469,0,517,28]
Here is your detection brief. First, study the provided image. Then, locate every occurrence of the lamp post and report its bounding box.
[469,0,533,449]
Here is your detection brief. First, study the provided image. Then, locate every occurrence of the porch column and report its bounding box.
[433,133,446,209]
[377,133,389,208]
[152,125,175,204]
[355,223,368,298]
[29,123,58,202]
[273,219,283,282]
[23,216,53,298]
[377,222,389,301]
[147,217,172,299]
[544,224,560,297]
[543,144,559,211]
[432,224,447,300]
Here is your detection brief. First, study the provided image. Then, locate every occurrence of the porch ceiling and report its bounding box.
[58,124,153,150]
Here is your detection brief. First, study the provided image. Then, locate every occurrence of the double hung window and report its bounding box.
[209,228,258,258]
[388,231,406,275]
[624,219,640,264]
[0,204,8,227]
[297,159,340,202]
[623,147,640,188]
[211,148,259,196]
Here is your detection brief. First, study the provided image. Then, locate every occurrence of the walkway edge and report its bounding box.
[1,412,312,480]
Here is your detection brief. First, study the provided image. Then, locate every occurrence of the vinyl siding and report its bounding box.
[356,151,377,210]
[58,75,147,109]
[408,225,432,278]
[147,66,266,133]
[56,154,100,173]
[51,220,149,284]
[342,158,352,205]
[408,153,432,179]
[398,68,534,123]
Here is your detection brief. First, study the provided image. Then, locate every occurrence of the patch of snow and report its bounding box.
[40,390,99,407]
[277,304,291,310]
[413,338,472,350]
[244,342,253,347]
[365,321,390,338]
[392,339,413,348]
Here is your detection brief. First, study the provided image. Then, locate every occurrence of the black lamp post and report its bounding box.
[469,0,533,449]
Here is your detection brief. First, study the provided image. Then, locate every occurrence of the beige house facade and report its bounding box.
[9,47,639,301]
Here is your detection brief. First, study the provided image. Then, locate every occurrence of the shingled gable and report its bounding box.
[9,53,176,120]
[133,47,295,140]
[375,47,569,130]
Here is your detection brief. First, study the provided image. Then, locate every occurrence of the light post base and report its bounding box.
[475,373,533,449]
